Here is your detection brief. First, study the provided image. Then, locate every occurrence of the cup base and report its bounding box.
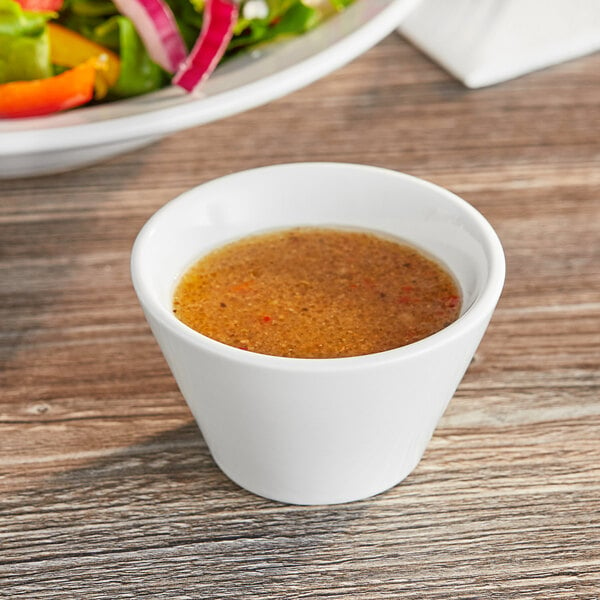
[211,451,424,505]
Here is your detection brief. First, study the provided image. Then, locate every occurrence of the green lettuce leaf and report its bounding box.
[228,0,320,53]
[0,0,53,83]
[328,0,353,10]
[164,0,203,50]
[93,15,167,96]
[57,0,119,48]
[66,0,118,17]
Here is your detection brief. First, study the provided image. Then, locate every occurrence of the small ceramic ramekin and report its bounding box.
[131,163,505,505]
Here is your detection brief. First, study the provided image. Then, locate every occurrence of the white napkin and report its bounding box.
[398,0,600,88]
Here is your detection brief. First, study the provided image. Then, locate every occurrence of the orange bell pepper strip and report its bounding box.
[14,0,63,10]
[0,58,99,118]
[48,23,120,99]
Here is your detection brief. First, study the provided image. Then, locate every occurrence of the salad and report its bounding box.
[0,0,352,118]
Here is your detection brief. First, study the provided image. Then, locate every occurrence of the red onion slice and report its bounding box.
[113,0,188,73]
[173,0,238,92]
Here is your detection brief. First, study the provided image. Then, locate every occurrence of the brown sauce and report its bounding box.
[173,228,461,358]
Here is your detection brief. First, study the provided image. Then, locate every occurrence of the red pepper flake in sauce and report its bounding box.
[445,295,460,308]
[172,228,461,358]
[230,280,253,293]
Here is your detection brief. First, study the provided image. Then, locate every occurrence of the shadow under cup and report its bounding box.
[131,163,505,505]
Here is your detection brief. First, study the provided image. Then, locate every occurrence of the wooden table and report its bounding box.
[1,35,599,599]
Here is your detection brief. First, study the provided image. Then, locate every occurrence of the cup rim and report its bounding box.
[131,162,505,371]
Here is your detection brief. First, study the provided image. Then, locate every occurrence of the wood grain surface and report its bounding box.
[1,34,600,599]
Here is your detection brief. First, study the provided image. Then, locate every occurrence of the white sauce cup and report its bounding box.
[131,163,505,505]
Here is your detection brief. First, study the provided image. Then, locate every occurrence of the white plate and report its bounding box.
[0,0,419,178]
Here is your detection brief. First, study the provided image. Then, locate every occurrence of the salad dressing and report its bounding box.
[173,227,462,358]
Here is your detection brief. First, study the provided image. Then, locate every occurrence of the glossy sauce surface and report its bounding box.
[173,228,461,358]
